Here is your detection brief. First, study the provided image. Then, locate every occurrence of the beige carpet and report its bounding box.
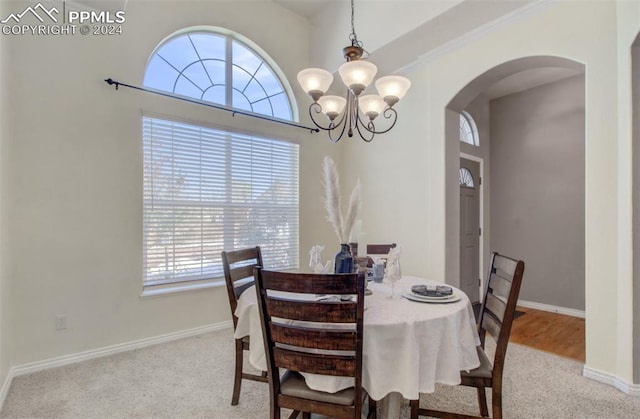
[2,328,640,418]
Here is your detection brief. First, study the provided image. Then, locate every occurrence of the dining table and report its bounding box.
[234,275,481,419]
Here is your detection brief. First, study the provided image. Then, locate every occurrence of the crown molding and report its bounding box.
[395,0,555,76]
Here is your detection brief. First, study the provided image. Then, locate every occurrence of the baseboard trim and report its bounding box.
[583,365,640,396]
[4,320,232,389]
[0,368,12,412]
[517,299,585,318]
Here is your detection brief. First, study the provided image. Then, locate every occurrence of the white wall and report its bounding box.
[1,0,339,367]
[343,0,634,384]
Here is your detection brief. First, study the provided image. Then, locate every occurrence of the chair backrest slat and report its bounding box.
[270,323,357,351]
[266,298,357,323]
[493,256,519,279]
[484,292,506,322]
[366,243,396,255]
[481,310,503,342]
[489,272,511,299]
[262,272,358,294]
[229,264,256,283]
[273,347,356,376]
[225,247,261,264]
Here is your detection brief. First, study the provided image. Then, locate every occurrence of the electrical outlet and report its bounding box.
[55,314,67,330]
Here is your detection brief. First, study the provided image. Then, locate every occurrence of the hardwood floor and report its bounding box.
[509,306,585,363]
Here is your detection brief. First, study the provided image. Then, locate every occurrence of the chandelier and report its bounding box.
[296,0,411,143]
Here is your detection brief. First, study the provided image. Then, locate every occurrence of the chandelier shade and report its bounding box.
[338,60,377,95]
[297,68,334,100]
[375,75,411,106]
[358,94,385,120]
[318,95,347,120]
[296,0,410,143]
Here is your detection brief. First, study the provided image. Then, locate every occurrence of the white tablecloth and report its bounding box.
[234,275,480,402]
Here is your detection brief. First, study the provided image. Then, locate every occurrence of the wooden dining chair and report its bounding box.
[253,268,371,419]
[221,246,269,406]
[366,243,396,255]
[410,252,525,419]
[365,243,397,267]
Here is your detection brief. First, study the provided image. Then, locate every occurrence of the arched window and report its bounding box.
[459,167,475,188]
[144,30,294,121]
[460,111,479,146]
[141,29,299,293]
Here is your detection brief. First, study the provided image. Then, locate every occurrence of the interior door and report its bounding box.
[459,158,480,303]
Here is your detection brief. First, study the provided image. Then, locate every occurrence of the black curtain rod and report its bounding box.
[104,78,319,134]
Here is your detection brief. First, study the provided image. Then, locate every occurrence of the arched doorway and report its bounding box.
[445,56,586,357]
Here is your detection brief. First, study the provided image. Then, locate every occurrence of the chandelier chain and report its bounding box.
[348,0,364,50]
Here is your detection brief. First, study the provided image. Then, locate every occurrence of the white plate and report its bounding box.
[402,292,462,304]
[409,291,455,300]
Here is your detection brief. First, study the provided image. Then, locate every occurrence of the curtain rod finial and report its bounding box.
[104,78,119,90]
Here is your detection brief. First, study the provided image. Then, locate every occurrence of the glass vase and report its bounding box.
[334,243,354,274]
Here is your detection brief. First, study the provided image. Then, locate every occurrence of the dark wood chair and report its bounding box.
[221,246,269,406]
[365,243,397,255]
[365,243,397,267]
[410,252,525,419]
[254,268,370,419]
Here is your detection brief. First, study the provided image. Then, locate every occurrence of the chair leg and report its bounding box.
[477,387,489,417]
[368,396,377,419]
[302,413,311,419]
[409,399,420,419]
[231,339,243,406]
[491,385,502,419]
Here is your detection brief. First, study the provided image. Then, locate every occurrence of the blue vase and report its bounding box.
[334,243,354,274]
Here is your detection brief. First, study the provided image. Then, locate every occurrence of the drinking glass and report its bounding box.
[386,257,402,299]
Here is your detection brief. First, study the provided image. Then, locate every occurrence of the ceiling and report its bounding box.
[273,0,327,18]
[484,67,583,100]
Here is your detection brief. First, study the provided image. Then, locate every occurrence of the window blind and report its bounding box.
[143,116,299,286]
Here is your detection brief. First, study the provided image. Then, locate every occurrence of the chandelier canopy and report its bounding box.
[296,0,411,143]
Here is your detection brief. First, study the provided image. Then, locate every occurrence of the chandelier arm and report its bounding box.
[354,109,376,142]
[328,117,349,143]
[374,107,399,134]
[308,102,345,132]
[307,102,349,143]
[355,119,376,143]
[357,107,399,135]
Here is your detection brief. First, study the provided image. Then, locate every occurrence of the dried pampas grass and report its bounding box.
[322,156,361,244]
